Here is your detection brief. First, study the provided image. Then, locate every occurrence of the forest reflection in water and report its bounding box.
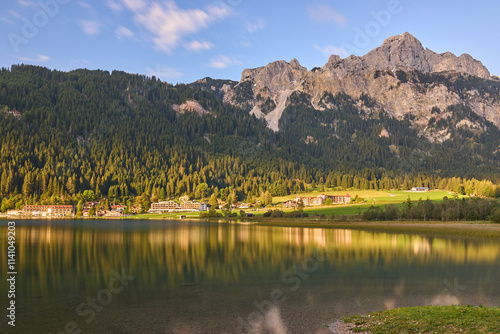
[2,219,499,334]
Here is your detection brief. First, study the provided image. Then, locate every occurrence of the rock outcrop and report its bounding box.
[173,100,208,116]
[224,33,500,136]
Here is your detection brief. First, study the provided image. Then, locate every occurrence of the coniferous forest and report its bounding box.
[0,65,498,212]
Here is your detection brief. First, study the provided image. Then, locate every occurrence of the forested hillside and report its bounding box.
[0,65,498,211]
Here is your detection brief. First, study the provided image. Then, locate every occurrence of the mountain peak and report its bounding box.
[382,32,422,46]
[359,33,490,78]
[225,33,497,132]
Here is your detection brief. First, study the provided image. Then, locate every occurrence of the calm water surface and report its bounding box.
[1,219,500,334]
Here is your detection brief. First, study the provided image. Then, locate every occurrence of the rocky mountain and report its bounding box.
[223,33,500,140]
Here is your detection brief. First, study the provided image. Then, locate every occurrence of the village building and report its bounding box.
[105,210,123,217]
[149,200,209,213]
[295,195,323,206]
[7,110,21,118]
[294,193,351,207]
[179,195,190,202]
[411,187,429,192]
[149,200,180,213]
[180,201,208,212]
[6,210,24,216]
[22,205,75,217]
[282,200,299,208]
[318,193,352,204]
[130,205,142,214]
[111,205,126,212]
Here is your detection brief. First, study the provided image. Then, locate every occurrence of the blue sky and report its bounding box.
[1,0,499,83]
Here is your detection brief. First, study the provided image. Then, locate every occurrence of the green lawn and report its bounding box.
[132,190,465,220]
[343,305,500,333]
[271,190,464,217]
[274,189,462,204]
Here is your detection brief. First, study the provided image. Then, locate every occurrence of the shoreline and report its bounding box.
[3,215,500,238]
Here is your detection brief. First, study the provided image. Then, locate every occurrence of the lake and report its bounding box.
[1,219,500,334]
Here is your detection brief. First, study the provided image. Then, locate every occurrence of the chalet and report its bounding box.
[83,201,99,209]
[238,203,250,209]
[130,205,142,214]
[179,195,190,202]
[282,200,299,208]
[105,210,123,217]
[411,187,429,192]
[7,110,21,118]
[6,210,23,216]
[111,205,126,212]
[149,200,180,213]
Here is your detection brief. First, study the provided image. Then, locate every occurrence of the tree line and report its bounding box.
[0,65,498,212]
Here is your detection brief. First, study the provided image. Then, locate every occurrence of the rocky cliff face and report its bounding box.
[224,33,500,138]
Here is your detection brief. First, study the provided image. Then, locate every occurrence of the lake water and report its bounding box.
[1,219,500,334]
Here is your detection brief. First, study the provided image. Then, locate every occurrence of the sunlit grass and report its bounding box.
[344,306,500,333]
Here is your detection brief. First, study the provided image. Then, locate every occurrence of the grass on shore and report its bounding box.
[123,190,463,220]
[273,189,462,205]
[343,305,500,333]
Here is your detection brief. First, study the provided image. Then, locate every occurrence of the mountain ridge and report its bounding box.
[223,33,500,136]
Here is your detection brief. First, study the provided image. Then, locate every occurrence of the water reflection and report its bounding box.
[1,220,499,334]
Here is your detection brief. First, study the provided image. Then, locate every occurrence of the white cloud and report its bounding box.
[245,19,265,33]
[210,55,241,69]
[77,1,92,10]
[185,40,213,52]
[79,20,102,35]
[145,64,183,80]
[106,0,123,12]
[116,26,134,39]
[69,59,91,68]
[307,4,347,26]
[122,1,232,53]
[1,16,13,24]
[122,0,146,12]
[9,10,21,19]
[16,0,36,7]
[314,44,347,57]
[206,5,232,20]
[19,54,51,63]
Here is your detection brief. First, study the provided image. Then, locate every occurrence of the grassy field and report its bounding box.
[342,306,500,333]
[271,189,464,218]
[130,190,465,220]
[274,189,462,204]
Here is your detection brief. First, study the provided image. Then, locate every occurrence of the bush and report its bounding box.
[490,208,500,224]
[200,211,223,218]
[264,210,285,218]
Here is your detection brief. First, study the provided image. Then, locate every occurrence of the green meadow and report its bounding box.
[129,189,466,219]
[271,189,465,217]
